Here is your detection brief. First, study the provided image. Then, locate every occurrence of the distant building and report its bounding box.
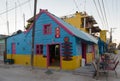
[0,35,7,62]
[61,11,101,36]
[62,11,108,55]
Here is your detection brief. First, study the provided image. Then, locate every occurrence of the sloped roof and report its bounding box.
[26,9,98,44]
[52,13,98,44]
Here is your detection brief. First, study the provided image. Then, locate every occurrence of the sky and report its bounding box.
[0,0,120,44]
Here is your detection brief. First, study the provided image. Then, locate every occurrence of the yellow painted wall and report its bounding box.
[7,54,83,70]
[34,55,47,68]
[63,12,88,33]
[61,55,82,70]
[86,53,93,64]
[100,30,107,42]
[7,54,47,68]
[63,13,81,29]
[7,54,31,65]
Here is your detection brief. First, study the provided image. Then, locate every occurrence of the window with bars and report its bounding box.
[36,44,43,55]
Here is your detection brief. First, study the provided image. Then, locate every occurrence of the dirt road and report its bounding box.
[0,51,120,81]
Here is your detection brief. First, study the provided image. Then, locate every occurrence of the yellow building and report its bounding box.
[61,12,101,64]
[61,11,100,35]
[100,30,107,42]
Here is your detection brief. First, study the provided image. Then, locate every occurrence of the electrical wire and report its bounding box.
[92,0,104,28]
[73,0,80,11]
[0,0,32,16]
[97,0,106,29]
[104,0,111,30]
[84,0,86,12]
[17,0,23,13]
[101,0,109,29]
[28,0,32,15]
[116,0,119,28]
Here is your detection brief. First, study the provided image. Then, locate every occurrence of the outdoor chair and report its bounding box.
[104,60,119,77]
[92,61,107,79]
[108,57,118,64]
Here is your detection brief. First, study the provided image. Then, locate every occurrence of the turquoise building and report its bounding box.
[6,9,98,70]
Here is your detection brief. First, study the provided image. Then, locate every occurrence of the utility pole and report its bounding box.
[110,28,116,43]
[83,0,86,29]
[83,12,86,29]
[15,2,17,32]
[110,28,112,43]
[6,0,9,35]
[23,13,25,30]
[31,0,37,68]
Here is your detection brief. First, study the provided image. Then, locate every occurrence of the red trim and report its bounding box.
[47,43,61,69]
[24,9,74,36]
[24,10,47,33]
[82,42,87,63]
[43,24,52,35]
[45,11,74,35]
[12,43,16,54]
[55,27,60,38]
[36,44,43,54]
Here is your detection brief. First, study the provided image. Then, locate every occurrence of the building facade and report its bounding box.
[6,9,97,70]
[0,35,7,62]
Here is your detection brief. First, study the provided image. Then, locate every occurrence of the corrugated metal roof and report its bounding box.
[26,9,98,44]
[50,13,98,44]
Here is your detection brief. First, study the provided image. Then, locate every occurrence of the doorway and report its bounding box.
[82,43,87,64]
[48,44,60,67]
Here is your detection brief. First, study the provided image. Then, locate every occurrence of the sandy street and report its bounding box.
[0,51,120,81]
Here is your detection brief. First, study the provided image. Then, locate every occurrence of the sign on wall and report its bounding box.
[62,37,73,61]
[55,27,60,38]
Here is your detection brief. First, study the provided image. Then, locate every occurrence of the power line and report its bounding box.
[116,0,119,27]
[104,0,110,29]
[92,0,104,28]
[97,0,106,29]
[101,0,109,29]
[6,0,10,35]
[17,0,23,13]
[73,0,80,11]
[15,2,17,32]
[0,0,32,16]
[28,0,32,15]
[84,0,86,12]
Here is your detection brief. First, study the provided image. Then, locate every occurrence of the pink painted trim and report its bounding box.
[24,9,74,36]
[12,43,16,54]
[24,14,38,33]
[35,44,43,54]
[55,27,60,38]
[45,11,74,35]
[47,43,61,69]
[43,24,52,35]
[24,10,48,33]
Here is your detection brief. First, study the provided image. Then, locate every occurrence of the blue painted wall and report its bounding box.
[7,12,81,56]
[75,38,82,55]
